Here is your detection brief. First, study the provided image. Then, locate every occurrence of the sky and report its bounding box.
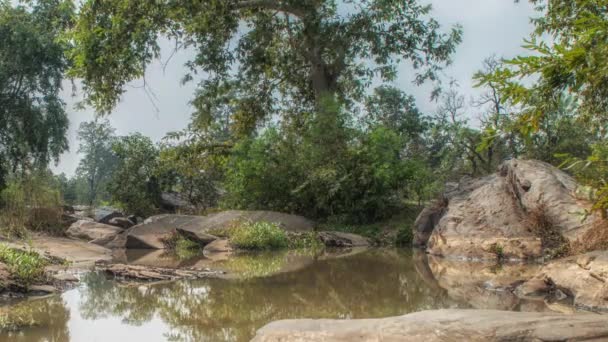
[53,0,537,176]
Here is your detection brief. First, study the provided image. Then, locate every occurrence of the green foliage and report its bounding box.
[223,95,423,223]
[75,119,118,205]
[0,1,73,188]
[69,0,461,129]
[158,128,227,211]
[395,225,414,247]
[107,134,161,217]
[559,143,608,217]
[474,1,608,211]
[287,232,324,251]
[229,221,289,250]
[0,244,48,288]
[0,171,63,237]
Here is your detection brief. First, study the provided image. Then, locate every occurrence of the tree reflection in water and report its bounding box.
[0,296,70,341]
[76,249,454,341]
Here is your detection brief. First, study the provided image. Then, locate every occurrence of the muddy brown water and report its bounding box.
[0,249,573,342]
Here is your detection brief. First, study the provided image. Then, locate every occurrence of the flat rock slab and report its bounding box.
[126,211,314,249]
[252,309,608,342]
[67,220,124,245]
[5,236,113,268]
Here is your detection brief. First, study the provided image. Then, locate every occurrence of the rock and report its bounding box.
[27,285,57,295]
[67,220,124,245]
[73,205,91,212]
[160,191,195,213]
[126,211,314,249]
[108,217,135,229]
[252,309,608,342]
[5,235,113,268]
[414,159,604,260]
[175,227,218,247]
[127,215,139,225]
[202,239,233,261]
[518,250,608,311]
[317,231,370,247]
[93,207,124,224]
[412,204,446,246]
[98,263,220,282]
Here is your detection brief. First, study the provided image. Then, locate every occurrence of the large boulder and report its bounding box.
[517,250,608,311]
[108,217,135,229]
[252,309,608,342]
[67,220,123,246]
[125,211,314,249]
[414,159,605,260]
[92,207,124,224]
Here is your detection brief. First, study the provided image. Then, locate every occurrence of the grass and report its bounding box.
[0,244,49,288]
[229,221,289,250]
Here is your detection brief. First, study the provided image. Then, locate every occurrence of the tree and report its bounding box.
[76,119,117,205]
[475,0,608,212]
[108,134,161,216]
[69,0,461,133]
[0,0,73,188]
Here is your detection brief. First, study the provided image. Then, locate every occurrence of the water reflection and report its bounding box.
[1,249,458,341]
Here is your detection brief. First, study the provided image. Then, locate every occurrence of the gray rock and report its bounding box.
[252,309,608,342]
[67,220,123,245]
[414,159,603,260]
[93,207,124,224]
[108,217,135,229]
[125,211,314,249]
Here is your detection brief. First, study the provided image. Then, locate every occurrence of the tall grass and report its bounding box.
[0,172,63,238]
[229,221,289,250]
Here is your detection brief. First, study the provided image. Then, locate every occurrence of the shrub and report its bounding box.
[0,172,63,237]
[0,245,48,287]
[395,225,414,246]
[229,221,288,250]
[288,232,325,251]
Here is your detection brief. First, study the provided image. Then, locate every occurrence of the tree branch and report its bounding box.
[234,0,305,18]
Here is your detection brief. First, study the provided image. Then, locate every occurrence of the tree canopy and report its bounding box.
[69,0,462,133]
[0,0,73,187]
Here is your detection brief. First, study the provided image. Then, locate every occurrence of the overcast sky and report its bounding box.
[53,0,536,176]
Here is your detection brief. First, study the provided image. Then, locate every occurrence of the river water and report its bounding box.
[0,248,569,342]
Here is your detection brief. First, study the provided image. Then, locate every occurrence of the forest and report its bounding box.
[1,0,605,239]
[2,0,608,341]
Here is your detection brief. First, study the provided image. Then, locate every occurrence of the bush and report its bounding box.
[0,172,63,238]
[395,225,414,246]
[229,221,288,250]
[0,245,48,287]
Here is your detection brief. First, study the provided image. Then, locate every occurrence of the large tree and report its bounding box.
[69,0,462,133]
[0,0,73,187]
[76,119,117,205]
